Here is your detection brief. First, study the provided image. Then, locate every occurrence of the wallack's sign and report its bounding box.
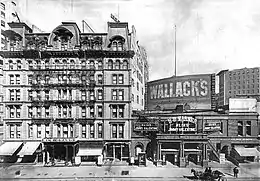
[147,74,215,110]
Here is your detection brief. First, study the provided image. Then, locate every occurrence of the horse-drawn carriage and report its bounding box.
[183,168,227,181]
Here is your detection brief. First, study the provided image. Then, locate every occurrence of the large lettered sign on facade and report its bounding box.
[147,74,215,110]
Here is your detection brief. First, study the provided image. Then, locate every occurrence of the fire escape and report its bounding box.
[30,61,96,125]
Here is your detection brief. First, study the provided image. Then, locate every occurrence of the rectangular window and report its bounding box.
[16,90,20,100]
[16,124,21,138]
[10,124,15,138]
[68,106,72,117]
[137,95,139,104]
[112,74,117,84]
[45,90,49,100]
[28,90,32,101]
[82,124,86,138]
[82,106,86,118]
[118,74,123,84]
[45,107,50,117]
[98,124,102,138]
[119,124,124,138]
[37,107,41,118]
[246,121,251,136]
[90,106,94,118]
[28,106,33,118]
[45,124,50,138]
[10,106,15,118]
[97,90,103,100]
[118,90,124,100]
[98,75,103,84]
[10,75,14,85]
[28,124,33,138]
[238,121,243,136]
[97,106,103,117]
[82,90,86,100]
[37,125,41,138]
[90,91,95,100]
[69,124,73,137]
[119,105,124,118]
[90,124,94,138]
[57,125,61,137]
[58,107,62,118]
[112,105,117,118]
[112,90,117,100]
[112,124,117,138]
[16,106,21,118]
[16,75,20,84]
[63,125,68,138]
[10,89,15,101]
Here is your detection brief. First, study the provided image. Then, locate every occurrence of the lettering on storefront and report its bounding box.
[43,138,76,142]
[167,116,197,133]
[204,122,221,132]
[134,122,159,132]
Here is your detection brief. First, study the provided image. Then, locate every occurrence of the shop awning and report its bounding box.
[184,149,202,152]
[77,148,102,156]
[235,147,260,157]
[0,142,23,156]
[17,142,41,156]
[161,148,179,152]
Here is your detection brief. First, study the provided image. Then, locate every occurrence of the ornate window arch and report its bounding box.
[108,59,113,69]
[115,59,120,69]
[123,59,128,69]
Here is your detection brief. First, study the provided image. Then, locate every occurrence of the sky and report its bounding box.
[16,0,260,81]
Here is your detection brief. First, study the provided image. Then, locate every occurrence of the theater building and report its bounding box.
[0,20,148,166]
[131,74,260,167]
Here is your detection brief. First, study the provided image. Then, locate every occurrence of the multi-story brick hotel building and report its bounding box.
[0,21,148,165]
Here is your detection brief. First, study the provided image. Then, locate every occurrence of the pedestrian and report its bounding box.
[233,167,239,178]
[208,167,212,174]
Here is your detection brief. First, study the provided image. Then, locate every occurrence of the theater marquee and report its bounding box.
[147,74,215,110]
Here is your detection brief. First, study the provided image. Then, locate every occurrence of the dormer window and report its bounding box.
[109,35,125,51]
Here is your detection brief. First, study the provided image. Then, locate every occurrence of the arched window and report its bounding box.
[98,60,103,70]
[108,59,113,69]
[81,60,86,69]
[9,60,13,70]
[45,60,50,69]
[123,60,128,69]
[89,60,95,69]
[112,41,117,51]
[115,60,120,69]
[55,59,60,69]
[118,42,123,51]
[17,60,22,70]
[70,59,75,69]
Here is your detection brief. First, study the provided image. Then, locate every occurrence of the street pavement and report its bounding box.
[0,160,259,180]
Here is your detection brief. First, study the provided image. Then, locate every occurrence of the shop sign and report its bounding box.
[204,122,221,132]
[43,138,76,142]
[167,116,197,132]
[134,122,159,132]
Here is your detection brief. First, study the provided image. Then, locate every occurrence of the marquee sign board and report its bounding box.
[134,122,159,132]
[166,116,197,133]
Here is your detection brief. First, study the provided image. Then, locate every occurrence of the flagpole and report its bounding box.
[174,24,177,77]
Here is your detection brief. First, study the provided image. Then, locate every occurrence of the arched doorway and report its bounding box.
[135,143,144,157]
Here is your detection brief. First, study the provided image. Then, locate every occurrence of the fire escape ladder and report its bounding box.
[207,139,220,162]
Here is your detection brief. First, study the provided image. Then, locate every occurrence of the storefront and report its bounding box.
[43,137,78,166]
[156,116,208,167]
[76,141,104,165]
[104,141,130,163]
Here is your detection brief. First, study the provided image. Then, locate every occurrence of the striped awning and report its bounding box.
[77,148,102,156]
[235,147,260,157]
[0,142,23,156]
[17,142,41,156]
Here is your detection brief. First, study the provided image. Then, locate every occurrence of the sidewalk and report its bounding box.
[0,161,259,179]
